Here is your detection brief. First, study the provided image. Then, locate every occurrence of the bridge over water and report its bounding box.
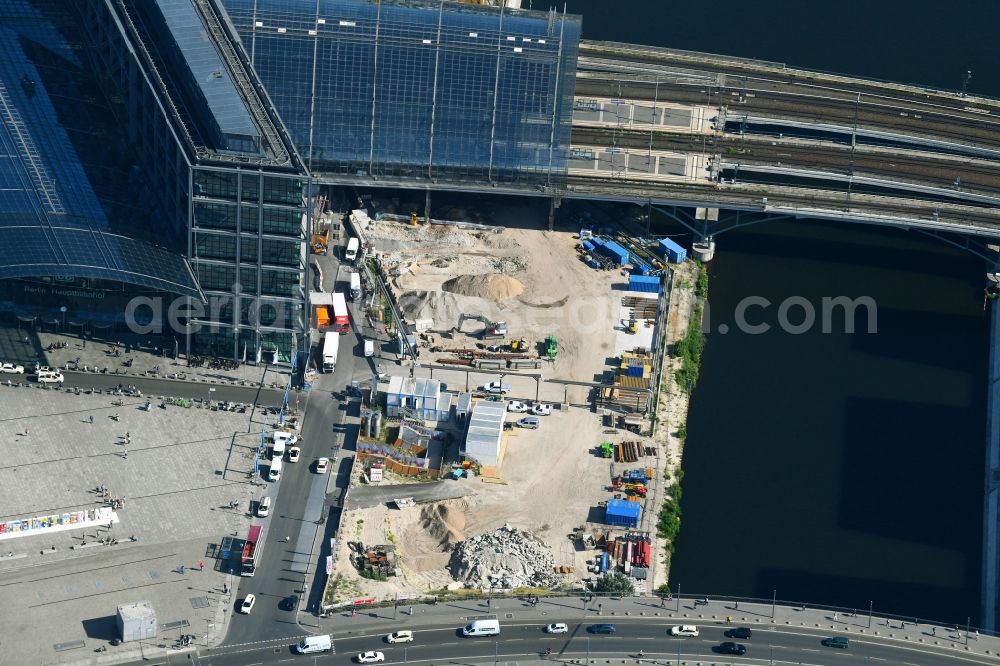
[566,40,1000,241]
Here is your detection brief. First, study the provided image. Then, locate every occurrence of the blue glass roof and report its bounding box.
[222,0,581,185]
[153,0,261,151]
[0,2,203,299]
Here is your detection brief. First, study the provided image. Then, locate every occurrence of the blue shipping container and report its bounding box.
[600,552,610,573]
[605,499,641,527]
[582,240,595,252]
[601,240,630,267]
[658,237,688,263]
[626,364,644,378]
[628,274,660,293]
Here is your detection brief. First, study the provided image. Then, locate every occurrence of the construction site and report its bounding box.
[323,195,703,609]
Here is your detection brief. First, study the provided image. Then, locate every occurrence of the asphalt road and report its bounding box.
[131,615,995,666]
[225,262,376,644]
[346,480,470,510]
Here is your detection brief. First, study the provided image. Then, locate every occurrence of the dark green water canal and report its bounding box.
[564,0,996,623]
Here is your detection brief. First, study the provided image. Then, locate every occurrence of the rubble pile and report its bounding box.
[448,524,558,590]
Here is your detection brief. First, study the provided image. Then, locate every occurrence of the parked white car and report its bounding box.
[507,401,528,413]
[386,630,414,643]
[356,651,385,663]
[239,594,256,614]
[0,362,24,374]
[480,381,510,394]
[315,457,330,474]
[670,625,699,637]
[531,403,551,416]
[545,623,568,634]
[287,446,301,462]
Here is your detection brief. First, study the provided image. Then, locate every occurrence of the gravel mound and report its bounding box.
[441,274,524,301]
[448,523,557,590]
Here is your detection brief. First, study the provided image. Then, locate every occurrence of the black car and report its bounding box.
[725,627,752,639]
[280,594,299,611]
[717,642,746,655]
[587,624,616,634]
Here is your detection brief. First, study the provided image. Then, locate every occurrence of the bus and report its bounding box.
[241,525,262,577]
[332,292,349,333]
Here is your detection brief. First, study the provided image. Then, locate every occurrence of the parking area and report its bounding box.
[0,384,266,662]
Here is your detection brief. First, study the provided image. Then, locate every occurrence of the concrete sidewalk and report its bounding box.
[302,594,1000,658]
[0,325,290,390]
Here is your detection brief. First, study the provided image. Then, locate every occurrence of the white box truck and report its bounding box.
[322,331,340,373]
[349,271,362,300]
[345,237,359,263]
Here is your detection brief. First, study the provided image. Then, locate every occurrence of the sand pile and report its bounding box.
[442,274,524,301]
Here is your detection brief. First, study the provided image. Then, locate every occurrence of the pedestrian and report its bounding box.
[89,415,94,424]
[199,560,204,571]
[179,564,185,574]
[24,427,28,436]
[107,521,113,530]
[284,535,290,542]
[932,627,936,636]
[833,612,838,621]
[123,449,128,460]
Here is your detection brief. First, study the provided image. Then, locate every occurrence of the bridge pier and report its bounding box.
[424,190,432,225]
[983,267,1000,632]
[548,197,561,232]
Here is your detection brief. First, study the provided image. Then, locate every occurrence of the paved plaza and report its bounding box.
[0,383,276,664]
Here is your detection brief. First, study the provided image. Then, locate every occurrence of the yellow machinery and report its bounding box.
[310,225,330,254]
[627,319,638,334]
[509,337,528,352]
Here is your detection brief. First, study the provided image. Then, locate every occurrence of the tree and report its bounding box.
[593,572,635,597]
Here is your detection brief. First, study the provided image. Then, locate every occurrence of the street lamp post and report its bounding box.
[771,589,776,620]
[676,584,680,612]
[868,600,873,629]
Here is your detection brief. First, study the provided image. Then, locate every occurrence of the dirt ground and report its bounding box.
[366,204,623,385]
[331,404,660,601]
[329,203,692,603]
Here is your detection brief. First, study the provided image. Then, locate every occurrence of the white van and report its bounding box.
[350,271,362,300]
[257,495,271,517]
[268,457,283,481]
[271,430,296,458]
[36,369,64,384]
[295,634,332,654]
[345,237,359,263]
[462,618,500,637]
[364,339,374,357]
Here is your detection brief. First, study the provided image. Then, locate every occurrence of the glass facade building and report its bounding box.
[78,0,312,363]
[1,0,582,363]
[222,0,581,189]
